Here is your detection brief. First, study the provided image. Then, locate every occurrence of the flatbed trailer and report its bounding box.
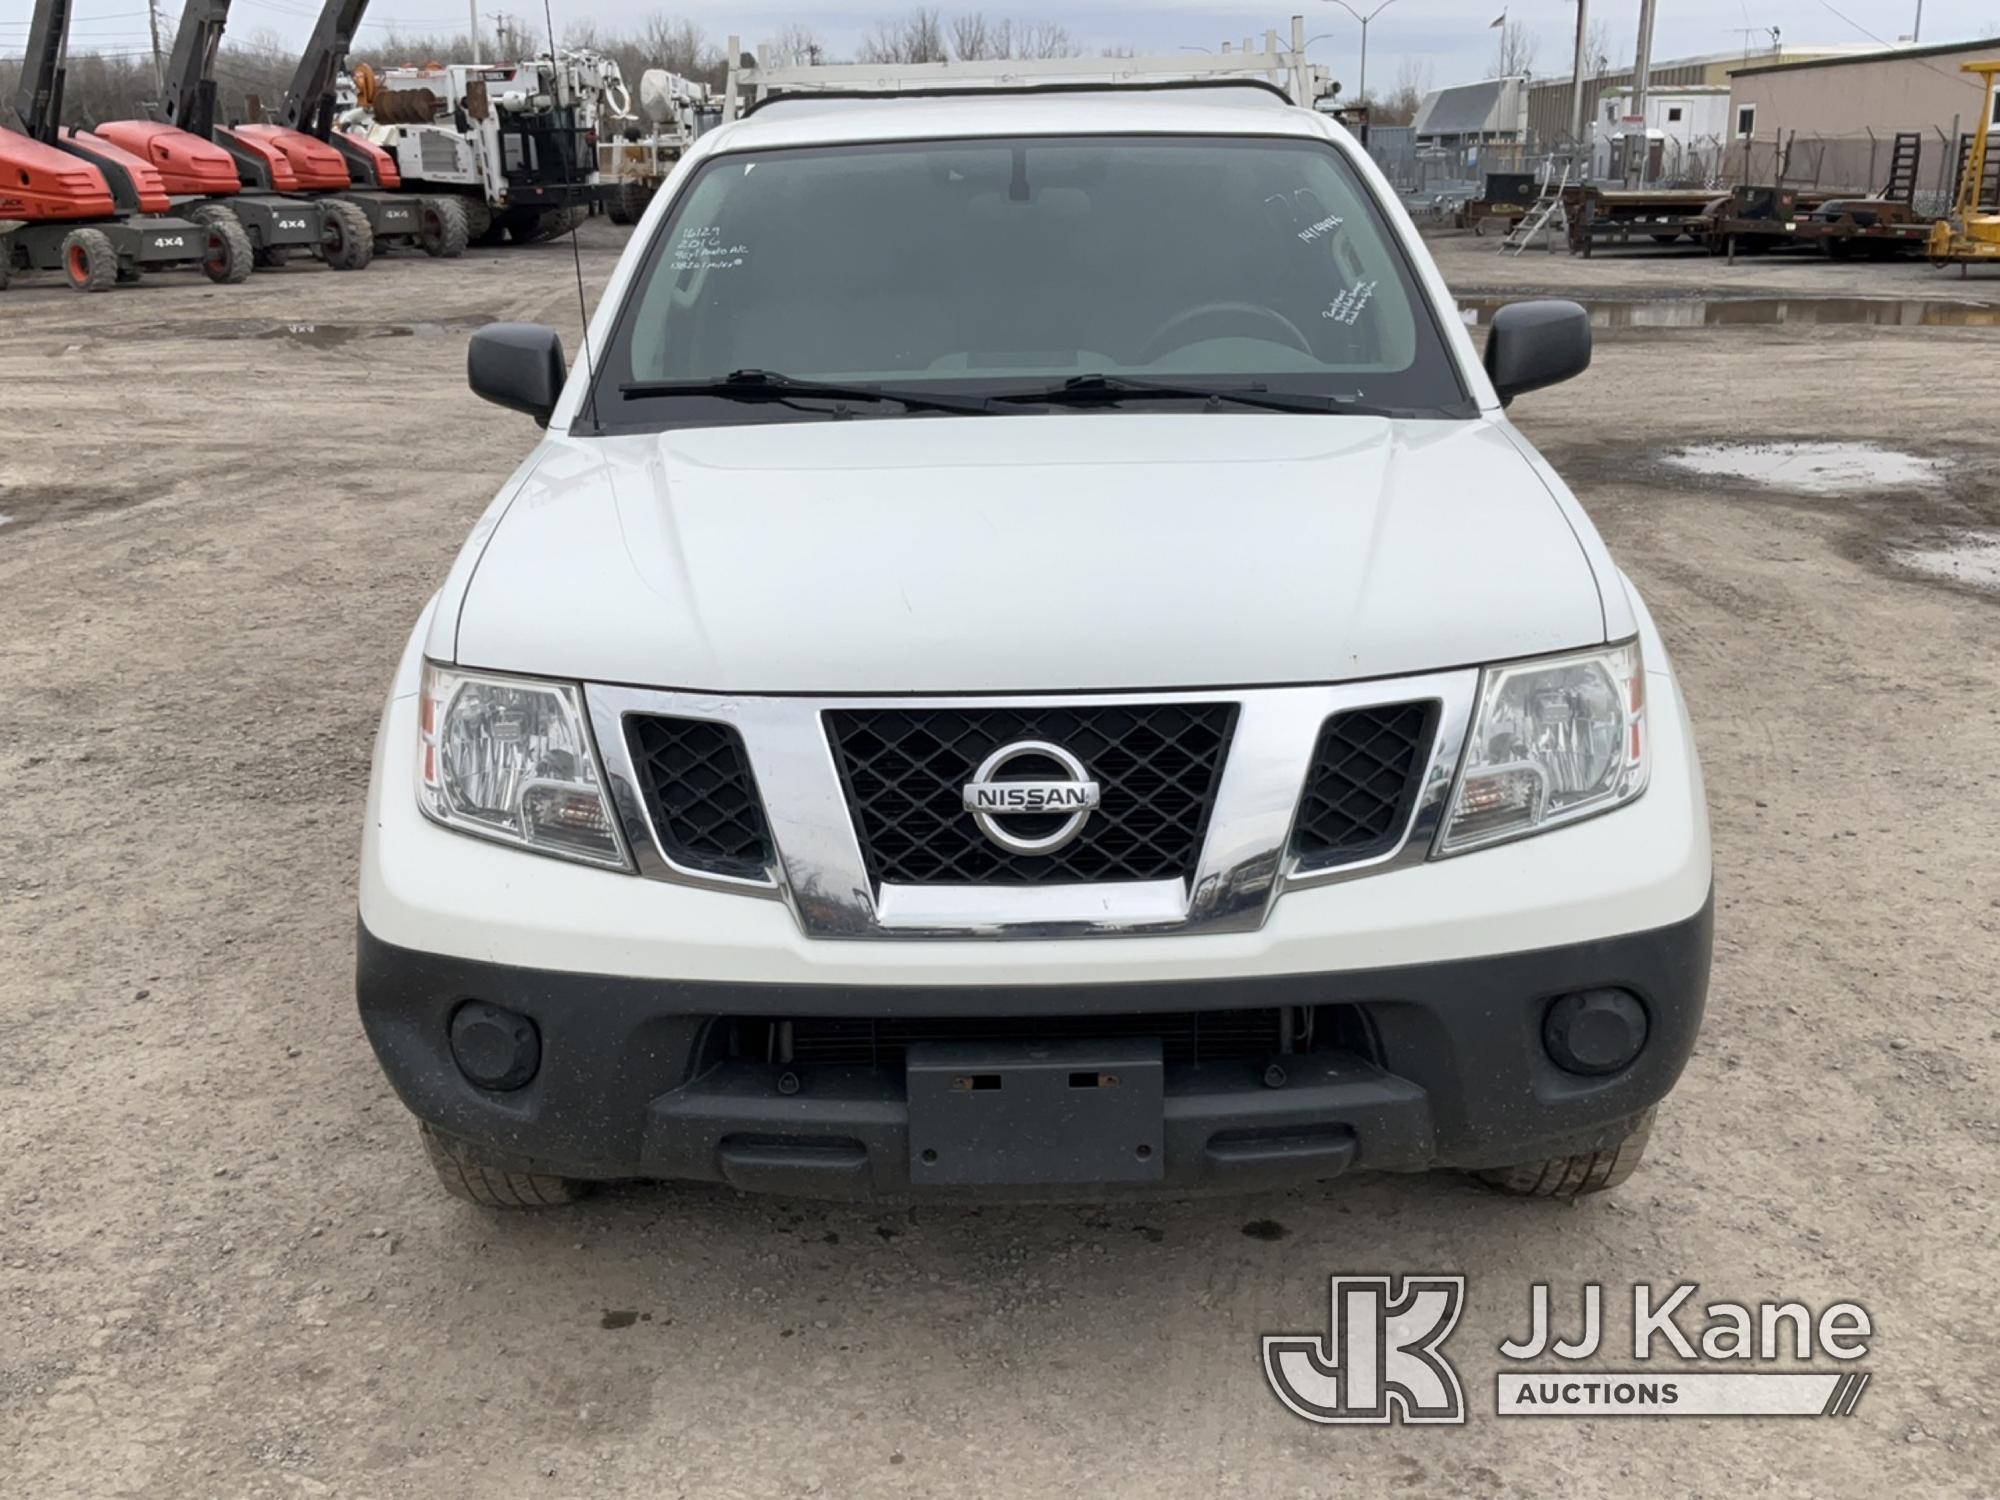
[1564,186,1721,256]
[1711,186,1934,261]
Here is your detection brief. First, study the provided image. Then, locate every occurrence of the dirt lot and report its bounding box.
[2,224,1997,1497]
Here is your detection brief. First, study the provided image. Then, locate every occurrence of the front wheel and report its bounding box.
[419,196,470,258]
[418,1123,591,1208]
[61,226,118,291]
[1475,1109,1655,1197]
[320,199,374,271]
[199,211,254,284]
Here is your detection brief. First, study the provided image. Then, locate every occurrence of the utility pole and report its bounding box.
[1632,0,1655,116]
[469,0,481,62]
[1912,1,1923,43]
[1567,0,1590,152]
[147,0,165,96]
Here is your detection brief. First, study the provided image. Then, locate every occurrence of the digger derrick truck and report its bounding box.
[92,0,359,272]
[599,68,713,226]
[1,0,251,291]
[346,50,621,244]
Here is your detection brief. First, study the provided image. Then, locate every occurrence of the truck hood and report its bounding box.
[452,414,1607,693]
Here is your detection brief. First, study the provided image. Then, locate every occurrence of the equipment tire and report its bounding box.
[200,211,255,284]
[419,1123,591,1208]
[254,243,291,269]
[1475,1109,1655,1198]
[60,226,118,292]
[419,195,470,258]
[320,198,374,271]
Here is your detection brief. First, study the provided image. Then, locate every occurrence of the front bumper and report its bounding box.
[359,591,1713,1197]
[357,893,1710,1198]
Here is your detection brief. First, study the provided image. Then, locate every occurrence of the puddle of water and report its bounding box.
[1888,529,2000,595]
[1660,441,1948,494]
[1458,296,2000,329]
[172,314,495,347]
[254,322,418,348]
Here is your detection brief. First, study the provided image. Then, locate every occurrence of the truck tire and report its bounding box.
[254,244,290,269]
[320,199,374,271]
[1476,1109,1654,1197]
[419,1123,591,1208]
[61,226,118,292]
[419,196,470,258]
[199,211,255,284]
[518,207,585,243]
[606,180,649,225]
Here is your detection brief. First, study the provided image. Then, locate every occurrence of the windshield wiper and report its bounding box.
[619,369,994,416]
[994,373,1368,415]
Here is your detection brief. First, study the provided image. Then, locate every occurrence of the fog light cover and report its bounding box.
[1437,639,1647,854]
[418,662,628,868]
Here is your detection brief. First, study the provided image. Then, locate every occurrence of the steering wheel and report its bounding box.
[1138,300,1313,364]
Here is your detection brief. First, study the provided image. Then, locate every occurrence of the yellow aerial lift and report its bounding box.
[1929,60,2000,269]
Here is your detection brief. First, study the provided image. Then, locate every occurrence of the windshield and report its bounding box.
[590,133,1470,429]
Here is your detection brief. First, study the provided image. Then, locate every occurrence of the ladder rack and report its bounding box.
[723,16,1329,119]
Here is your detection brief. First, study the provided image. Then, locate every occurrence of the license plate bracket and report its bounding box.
[906,1038,1164,1186]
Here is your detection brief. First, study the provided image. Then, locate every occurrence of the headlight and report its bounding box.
[1436,638,1647,855]
[417,662,629,869]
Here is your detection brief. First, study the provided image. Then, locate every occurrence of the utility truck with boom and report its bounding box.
[345,48,623,244]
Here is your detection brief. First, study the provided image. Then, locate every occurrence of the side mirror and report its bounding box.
[468,322,567,425]
[1483,299,1591,405]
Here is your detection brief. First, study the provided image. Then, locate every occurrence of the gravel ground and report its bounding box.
[1,223,1996,1497]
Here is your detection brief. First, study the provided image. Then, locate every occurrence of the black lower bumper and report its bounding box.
[356,892,1711,1199]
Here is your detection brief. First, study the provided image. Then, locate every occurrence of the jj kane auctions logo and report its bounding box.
[1265,1277,1873,1424]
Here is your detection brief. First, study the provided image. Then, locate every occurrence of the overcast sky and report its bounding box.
[539,0,1990,91]
[21,0,1998,95]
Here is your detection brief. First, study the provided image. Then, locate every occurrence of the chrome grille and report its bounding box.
[825,703,1236,887]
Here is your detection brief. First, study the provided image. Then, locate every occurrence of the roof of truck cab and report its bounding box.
[698,85,1341,156]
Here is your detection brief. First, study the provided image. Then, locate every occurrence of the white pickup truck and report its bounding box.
[357,79,1712,1207]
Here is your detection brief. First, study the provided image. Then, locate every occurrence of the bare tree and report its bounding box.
[1585,16,1616,76]
[858,9,948,64]
[1488,18,1537,78]
[631,13,717,79]
[1013,21,1080,58]
[1376,55,1431,126]
[766,23,827,67]
[949,12,995,60]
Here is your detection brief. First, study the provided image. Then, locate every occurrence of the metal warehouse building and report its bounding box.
[1728,36,2000,142]
[1525,44,1876,149]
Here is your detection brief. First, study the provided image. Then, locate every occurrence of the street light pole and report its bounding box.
[1321,0,1404,106]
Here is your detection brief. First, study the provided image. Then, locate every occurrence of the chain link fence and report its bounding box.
[1720,130,1964,215]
